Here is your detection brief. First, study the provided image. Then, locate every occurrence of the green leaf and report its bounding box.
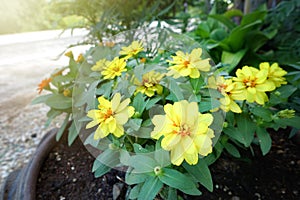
[250,106,273,122]
[223,9,243,19]
[93,149,120,170]
[190,76,204,93]
[209,14,236,30]
[132,92,146,114]
[241,7,267,26]
[221,49,247,73]
[269,85,297,105]
[129,184,142,199]
[93,162,111,178]
[196,22,210,38]
[67,121,79,146]
[95,80,113,98]
[126,171,148,185]
[133,143,149,153]
[223,127,245,146]
[119,150,131,166]
[256,126,272,155]
[75,80,100,108]
[127,118,143,131]
[31,94,52,105]
[223,142,241,158]
[159,168,201,196]
[274,116,300,129]
[168,78,184,101]
[183,159,213,192]
[83,132,100,147]
[211,28,228,41]
[145,96,161,110]
[224,20,262,51]
[46,94,72,110]
[245,31,270,51]
[198,98,220,112]
[44,109,62,128]
[138,176,163,200]
[56,114,70,141]
[236,114,256,147]
[155,140,171,167]
[129,155,157,173]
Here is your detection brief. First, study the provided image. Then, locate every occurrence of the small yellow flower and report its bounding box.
[208,76,242,113]
[119,40,144,59]
[91,59,110,72]
[134,71,164,97]
[231,66,276,105]
[64,51,73,58]
[86,93,135,140]
[37,78,52,94]
[167,48,211,79]
[76,53,84,63]
[101,57,127,79]
[259,62,287,88]
[151,100,214,166]
[63,89,71,97]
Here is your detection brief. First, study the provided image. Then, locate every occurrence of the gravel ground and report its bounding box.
[0,103,62,183]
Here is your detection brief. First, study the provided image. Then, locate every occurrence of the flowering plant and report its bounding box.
[34,28,300,199]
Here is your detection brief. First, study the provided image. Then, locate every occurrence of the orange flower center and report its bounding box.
[178,124,191,136]
[104,109,113,120]
[183,60,190,67]
[218,83,227,92]
[244,78,257,87]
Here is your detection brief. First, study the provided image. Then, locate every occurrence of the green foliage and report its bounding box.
[49,0,190,43]
[190,3,299,73]
[32,52,82,145]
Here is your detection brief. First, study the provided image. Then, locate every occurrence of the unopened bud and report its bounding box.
[277,109,295,119]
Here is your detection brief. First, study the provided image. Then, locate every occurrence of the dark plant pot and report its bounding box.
[0,128,58,200]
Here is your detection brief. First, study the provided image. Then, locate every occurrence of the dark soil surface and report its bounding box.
[36,129,300,200]
[36,135,127,200]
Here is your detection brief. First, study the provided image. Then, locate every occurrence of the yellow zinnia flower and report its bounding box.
[167,48,211,79]
[86,93,135,140]
[231,66,276,105]
[259,62,287,88]
[208,76,242,113]
[134,71,164,97]
[91,59,110,72]
[101,57,127,79]
[64,51,73,58]
[151,100,214,166]
[76,53,84,63]
[119,40,144,60]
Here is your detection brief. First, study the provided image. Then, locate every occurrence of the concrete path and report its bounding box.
[0,29,90,122]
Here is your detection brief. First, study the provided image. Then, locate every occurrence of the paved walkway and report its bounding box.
[0,29,90,182]
[0,29,90,122]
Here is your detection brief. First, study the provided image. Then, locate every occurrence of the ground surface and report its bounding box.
[36,128,299,200]
[0,29,89,183]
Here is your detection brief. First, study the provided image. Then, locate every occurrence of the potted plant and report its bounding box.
[2,27,299,200]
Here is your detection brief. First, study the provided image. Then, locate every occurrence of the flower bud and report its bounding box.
[277,109,295,119]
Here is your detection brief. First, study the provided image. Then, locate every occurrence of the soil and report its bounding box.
[36,128,300,200]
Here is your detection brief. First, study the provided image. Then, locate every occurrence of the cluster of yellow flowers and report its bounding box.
[85,40,287,166]
[86,41,216,166]
[208,62,287,113]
